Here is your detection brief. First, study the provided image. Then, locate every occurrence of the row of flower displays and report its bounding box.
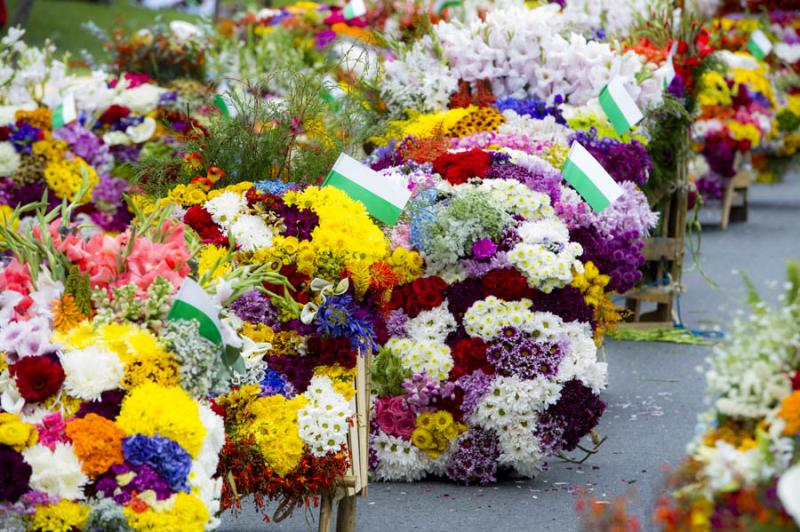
[0,3,797,532]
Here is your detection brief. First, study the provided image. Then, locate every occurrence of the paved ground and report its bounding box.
[219,171,800,532]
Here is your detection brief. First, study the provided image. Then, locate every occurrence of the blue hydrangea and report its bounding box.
[254,179,294,195]
[122,435,192,493]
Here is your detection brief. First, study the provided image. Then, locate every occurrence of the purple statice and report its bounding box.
[445,428,500,484]
[89,205,133,232]
[10,124,41,154]
[402,373,457,412]
[385,309,408,337]
[486,336,566,379]
[53,123,112,171]
[534,286,596,328]
[110,144,141,164]
[229,290,280,327]
[485,162,562,205]
[696,171,726,202]
[461,251,512,278]
[315,294,377,351]
[570,225,645,293]
[260,368,294,397]
[445,277,483,320]
[276,203,319,240]
[96,462,172,503]
[76,389,126,420]
[0,445,32,502]
[92,174,129,209]
[569,128,652,185]
[456,370,494,419]
[536,380,606,452]
[122,434,192,492]
[495,97,566,124]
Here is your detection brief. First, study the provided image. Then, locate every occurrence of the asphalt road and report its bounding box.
[219,170,800,532]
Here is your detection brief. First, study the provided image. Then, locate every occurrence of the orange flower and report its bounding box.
[15,108,53,131]
[778,390,800,435]
[65,414,125,477]
[51,294,86,332]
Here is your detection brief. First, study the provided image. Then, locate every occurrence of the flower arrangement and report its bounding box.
[652,261,800,529]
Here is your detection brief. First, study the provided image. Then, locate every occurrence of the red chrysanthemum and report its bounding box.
[481,268,535,301]
[792,370,800,391]
[432,149,491,185]
[10,356,65,403]
[449,337,494,380]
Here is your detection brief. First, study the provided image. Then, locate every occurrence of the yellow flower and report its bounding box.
[124,492,209,532]
[30,500,89,532]
[697,71,732,107]
[198,245,232,281]
[249,394,308,475]
[728,121,762,146]
[411,411,465,458]
[0,412,38,451]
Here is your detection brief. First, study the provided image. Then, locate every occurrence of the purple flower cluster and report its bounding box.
[485,162,562,205]
[122,434,192,492]
[570,226,645,293]
[76,389,126,420]
[92,174,128,207]
[96,462,173,503]
[260,368,294,397]
[315,294,377,351]
[534,286,596,327]
[0,445,32,502]
[402,373,457,412]
[445,428,500,484]
[570,129,652,186]
[536,380,606,452]
[486,331,566,379]
[229,290,280,327]
[695,171,726,201]
[494,96,566,124]
[368,141,404,172]
[10,124,41,154]
[276,203,318,240]
[456,370,494,419]
[53,123,112,170]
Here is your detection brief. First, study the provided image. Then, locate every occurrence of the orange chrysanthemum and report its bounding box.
[51,295,86,332]
[15,108,53,131]
[779,390,800,436]
[65,414,125,477]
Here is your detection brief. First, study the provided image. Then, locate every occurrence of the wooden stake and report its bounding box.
[336,494,357,532]
[319,493,333,532]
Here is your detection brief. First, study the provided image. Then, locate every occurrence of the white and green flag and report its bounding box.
[747,29,772,60]
[213,83,237,119]
[561,142,624,213]
[599,76,644,136]
[52,93,77,130]
[434,0,461,15]
[343,0,366,20]
[167,278,224,345]
[323,153,411,225]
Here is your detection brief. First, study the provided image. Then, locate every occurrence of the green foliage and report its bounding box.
[785,260,800,307]
[777,109,800,133]
[134,69,379,194]
[641,94,691,210]
[371,347,410,397]
[65,265,93,315]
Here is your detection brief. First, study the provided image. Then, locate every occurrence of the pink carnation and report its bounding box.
[36,412,68,450]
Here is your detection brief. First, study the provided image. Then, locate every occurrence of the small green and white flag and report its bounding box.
[343,0,366,20]
[321,75,345,112]
[562,142,624,213]
[213,83,237,119]
[52,93,77,130]
[167,277,224,345]
[323,152,411,225]
[747,29,772,60]
[434,0,461,15]
[599,76,644,136]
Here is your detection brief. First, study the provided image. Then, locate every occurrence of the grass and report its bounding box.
[6,0,203,61]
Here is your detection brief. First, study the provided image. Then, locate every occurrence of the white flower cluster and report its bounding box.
[0,141,21,175]
[497,111,572,146]
[382,36,458,115]
[508,218,584,292]
[298,376,354,457]
[387,337,453,381]
[371,430,432,482]
[23,443,88,500]
[59,346,125,401]
[457,179,554,220]
[204,192,274,251]
[404,302,457,342]
[696,438,793,496]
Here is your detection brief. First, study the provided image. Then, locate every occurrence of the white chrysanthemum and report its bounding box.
[230,214,273,251]
[298,376,353,456]
[471,376,562,432]
[403,303,457,343]
[23,443,88,500]
[463,296,544,340]
[457,178,554,220]
[113,83,165,114]
[508,218,583,292]
[102,131,131,146]
[496,423,545,477]
[59,346,124,400]
[779,464,800,526]
[205,191,247,229]
[497,111,571,146]
[387,338,453,381]
[371,431,432,482]
[0,141,21,176]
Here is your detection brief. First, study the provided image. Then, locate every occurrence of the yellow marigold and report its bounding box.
[124,492,209,532]
[0,412,38,451]
[30,500,89,532]
[32,139,68,162]
[122,351,181,389]
[206,181,253,200]
[697,71,732,108]
[411,411,465,459]
[65,413,125,477]
[117,383,206,458]
[728,121,762,146]
[240,322,275,344]
[43,156,98,202]
[197,245,231,281]
[779,390,800,436]
[387,247,423,284]
[16,108,53,130]
[51,294,86,333]
[249,394,308,476]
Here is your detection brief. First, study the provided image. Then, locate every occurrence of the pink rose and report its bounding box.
[376,411,397,435]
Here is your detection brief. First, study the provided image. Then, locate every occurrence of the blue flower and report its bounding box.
[254,179,294,195]
[260,369,291,397]
[122,434,192,493]
[315,294,377,351]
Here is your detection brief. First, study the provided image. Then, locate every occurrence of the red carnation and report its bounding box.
[411,276,447,310]
[98,105,131,126]
[450,338,493,380]
[10,356,65,403]
[432,149,491,185]
[792,370,800,391]
[481,268,535,301]
[183,205,214,230]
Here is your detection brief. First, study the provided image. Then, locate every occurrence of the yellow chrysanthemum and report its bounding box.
[124,492,209,532]
[30,501,89,532]
[249,394,308,476]
[197,244,232,281]
[0,412,38,451]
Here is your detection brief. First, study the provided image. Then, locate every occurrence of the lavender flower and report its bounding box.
[456,370,494,419]
[445,428,500,484]
[229,290,280,327]
[486,335,567,379]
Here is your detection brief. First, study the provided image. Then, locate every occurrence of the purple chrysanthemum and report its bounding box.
[445,428,500,484]
[536,379,606,452]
